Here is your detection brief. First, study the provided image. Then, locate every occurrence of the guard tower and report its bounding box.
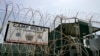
[49,16,100,56]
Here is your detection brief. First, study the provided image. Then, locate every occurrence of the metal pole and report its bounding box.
[77,19,82,56]
[60,15,63,56]
[53,19,56,56]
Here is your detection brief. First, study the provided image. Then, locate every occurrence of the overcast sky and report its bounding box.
[5,0,100,14]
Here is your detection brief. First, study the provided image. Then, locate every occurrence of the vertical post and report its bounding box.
[74,12,81,56]
[53,19,56,56]
[60,15,63,56]
[77,20,83,56]
[33,45,36,56]
[77,20,80,56]
[75,12,79,23]
[41,45,43,56]
[89,16,93,37]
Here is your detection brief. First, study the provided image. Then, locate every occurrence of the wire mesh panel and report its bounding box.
[0,43,49,56]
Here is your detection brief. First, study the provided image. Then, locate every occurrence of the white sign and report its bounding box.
[4,21,49,45]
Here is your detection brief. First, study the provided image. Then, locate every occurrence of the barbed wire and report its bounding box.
[0,0,100,56]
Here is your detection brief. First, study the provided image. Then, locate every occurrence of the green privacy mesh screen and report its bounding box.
[78,20,90,43]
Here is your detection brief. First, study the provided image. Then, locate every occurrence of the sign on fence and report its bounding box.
[4,21,49,45]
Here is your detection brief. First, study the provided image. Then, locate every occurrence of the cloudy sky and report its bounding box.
[5,0,100,14]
